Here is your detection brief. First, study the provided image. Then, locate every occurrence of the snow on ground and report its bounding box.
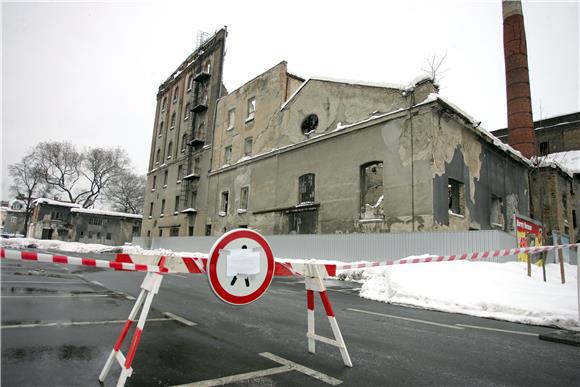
[2,237,578,328]
[341,260,579,329]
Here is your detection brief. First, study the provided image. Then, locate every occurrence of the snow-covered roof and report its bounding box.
[33,198,81,208]
[70,208,143,219]
[534,150,580,177]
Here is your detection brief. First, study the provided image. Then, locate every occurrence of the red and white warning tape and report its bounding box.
[0,248,165,273]
[275,243,580,278]
[2,243,577,279]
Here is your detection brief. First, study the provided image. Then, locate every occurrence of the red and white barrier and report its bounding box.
[0,248,165,273]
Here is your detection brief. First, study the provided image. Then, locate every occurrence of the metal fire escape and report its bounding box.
[180,62,211,214]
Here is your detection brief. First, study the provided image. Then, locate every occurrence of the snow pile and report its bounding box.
[346,260,578,328]
[1,237,119,254]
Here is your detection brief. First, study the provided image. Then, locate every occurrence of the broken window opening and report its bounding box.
[539,141,549,156]
[301,114,319,134]
[490,195,505,229]
[221,191,229,214]
[360,162,384,219]
[448,179,465,216]
[298,173,315,204]
[247,97,256,121]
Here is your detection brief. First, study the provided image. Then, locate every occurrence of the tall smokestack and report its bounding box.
[502,0,536,158]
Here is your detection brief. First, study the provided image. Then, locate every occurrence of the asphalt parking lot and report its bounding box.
[2,249,579,386]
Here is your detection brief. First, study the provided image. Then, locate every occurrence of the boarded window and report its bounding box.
[490,195,504,228]
[240,186,249,210]
[224,146,232,164]
[298,174,315,203]
[227,108,235,130]
[448,179,465,215]
[360,162,384,219]
[244,137,253,156]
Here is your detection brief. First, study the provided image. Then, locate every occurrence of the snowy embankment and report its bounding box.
[2,237,578,328]
[339,260,579,329]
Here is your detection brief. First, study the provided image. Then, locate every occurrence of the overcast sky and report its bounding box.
[2,0,579,200]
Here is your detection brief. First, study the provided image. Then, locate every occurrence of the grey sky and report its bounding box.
[2,0,579,200]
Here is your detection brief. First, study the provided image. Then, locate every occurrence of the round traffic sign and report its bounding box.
[207,229,275,305]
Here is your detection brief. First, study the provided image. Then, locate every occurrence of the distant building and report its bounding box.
[28,198,142,246]
[0,199,27,237]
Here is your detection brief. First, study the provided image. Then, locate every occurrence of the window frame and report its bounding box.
[224,145,232,164]
[246,97,256,122]
[239,186,249,211]
[298,173,315,204]
[227,108,236,130]
[244,137,253,157]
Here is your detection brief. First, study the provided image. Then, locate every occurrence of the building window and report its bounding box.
[196,122,205,140]
[173,86,179,103]
[156,149,161,164]
[360,162,384,219]
[193,157,200,175]
[177,165,183,182]
[301,114,319,134]
[161,96,167,111]
[190,190,197,208]
[167,142,173,159]
[106,233,112,240]
[448,178,465,216]
[170,112,176,129]
[188,226,194,236]
[539,141,549,156]
[187,74,194,91]
[158,122,164,135]
[170,227,179,237]
[184,103,190,120]
[97,232,101,239]
[562,194,567,213]
[147,230,151,237]
[152,175,157,190]
[161,199,166,216]
[205,224,212,236]
[221,191,229,214]
[240,186,249,210]
[298,173,315,203]
[246,97,256,121]
[149,202,154,217]
[174,196,180,213]
[159,229,163,237]
[244,137,253,156]
[163,170,168,186]
[490,195,505,228]
[182,134,188,152]
[224,146,232,164]
[227,108,235,130]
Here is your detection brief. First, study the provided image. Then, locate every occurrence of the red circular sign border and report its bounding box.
[208,229,275,305]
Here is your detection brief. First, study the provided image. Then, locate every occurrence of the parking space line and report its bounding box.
[1,317,172,329]
[347,308,464,330]
[1,281,87,284]
[1,293,118,299]
[260,352,343,385]
[456,324,539,336]
[174,366,291,386]
[164,312,197,326]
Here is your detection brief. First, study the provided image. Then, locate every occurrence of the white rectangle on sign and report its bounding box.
[226,249,260,277]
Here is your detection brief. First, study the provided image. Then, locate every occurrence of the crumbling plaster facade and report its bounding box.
[205,64,530,235]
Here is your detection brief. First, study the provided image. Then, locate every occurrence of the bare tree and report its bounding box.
[105,170,146,214]
[422,51,448,85]
[35,141,130,208]
[81,147,130,208]
[8,152,51,233]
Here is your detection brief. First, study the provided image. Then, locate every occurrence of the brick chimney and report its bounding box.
[502,0,536,158]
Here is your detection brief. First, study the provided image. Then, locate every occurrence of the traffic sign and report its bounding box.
[207,229,275,305]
